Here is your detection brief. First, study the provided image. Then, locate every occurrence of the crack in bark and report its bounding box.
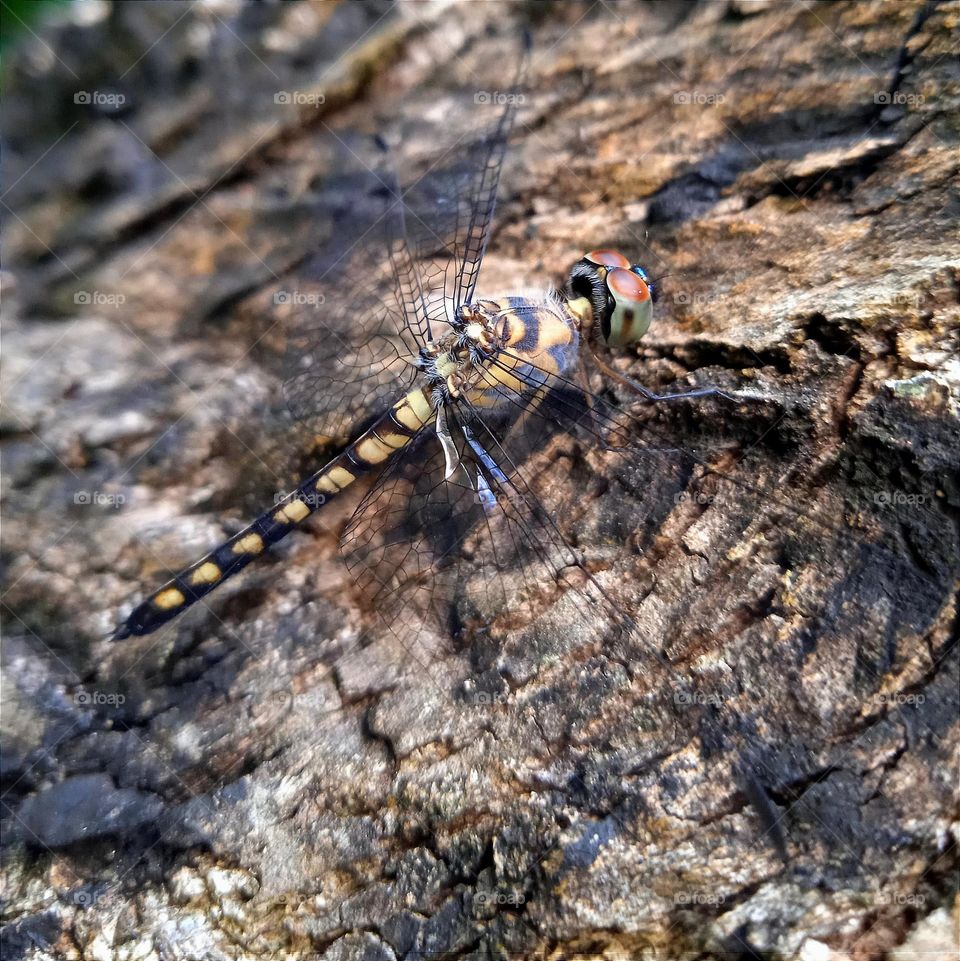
[878,0,943,121]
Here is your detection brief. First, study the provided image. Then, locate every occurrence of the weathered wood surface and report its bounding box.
[1,2,958,960]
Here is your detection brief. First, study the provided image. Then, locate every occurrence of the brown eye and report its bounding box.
[607,267,651,303]
[585,249,631,269]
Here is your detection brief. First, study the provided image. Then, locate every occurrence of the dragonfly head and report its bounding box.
[568,249,655,347]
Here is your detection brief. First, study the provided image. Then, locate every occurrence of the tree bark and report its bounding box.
[2,2,957,960]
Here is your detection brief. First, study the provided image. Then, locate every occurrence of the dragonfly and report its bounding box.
[113,42,946,749]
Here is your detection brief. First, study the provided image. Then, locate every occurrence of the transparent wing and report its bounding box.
[463,348,951,718]
[338,384,695,673]
[341,429,528,650]
[278,40,528,441]
[281,274,420,445]
[381,33,529,331]
[276,141,431,444]
[451,37,529,312]
[481,346,947,566]
[340,343,950,867]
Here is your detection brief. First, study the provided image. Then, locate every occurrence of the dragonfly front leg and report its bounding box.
[461,423,514,516]
[462,423,510,488]
[617,370,738,404]
[589,343,738,404]
[436,404,462,479]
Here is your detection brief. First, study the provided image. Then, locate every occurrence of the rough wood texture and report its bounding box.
[2,2,957,960]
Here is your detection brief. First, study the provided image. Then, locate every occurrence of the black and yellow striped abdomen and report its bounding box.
[114,387,435,639]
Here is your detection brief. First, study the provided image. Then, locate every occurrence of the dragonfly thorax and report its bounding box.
[417,302,504,400]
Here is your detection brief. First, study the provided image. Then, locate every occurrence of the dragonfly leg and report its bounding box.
[588,341,739,404]
[437,404,462,479]
[573,364,605,439]
[619,371,738,404]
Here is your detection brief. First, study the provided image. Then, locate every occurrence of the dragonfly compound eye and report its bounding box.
[568,250,654,344]
[584,249,631,269]
[604,266,653,346]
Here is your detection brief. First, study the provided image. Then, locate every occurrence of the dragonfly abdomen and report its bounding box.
[114,387,435,639]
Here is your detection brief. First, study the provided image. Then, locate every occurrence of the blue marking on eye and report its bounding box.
[631,265,657,302]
